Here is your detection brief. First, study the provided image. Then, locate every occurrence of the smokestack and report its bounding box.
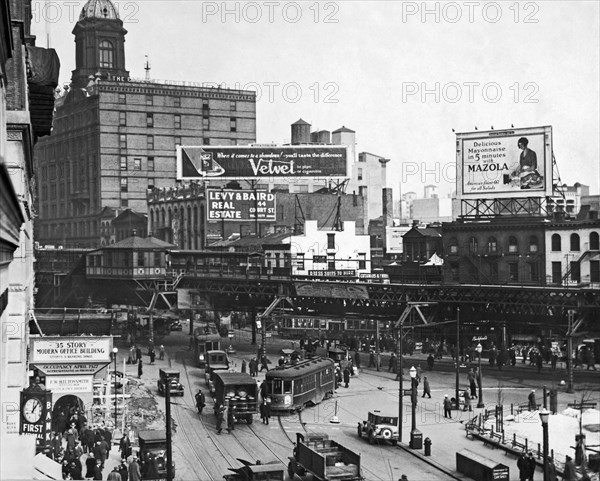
[382,188,393,254]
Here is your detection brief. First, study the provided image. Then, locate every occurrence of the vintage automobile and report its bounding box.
[357,410,399,445]
[157,368,184,396]
[138,430,175,480]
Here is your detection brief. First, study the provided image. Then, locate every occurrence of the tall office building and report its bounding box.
[34,0,257,247]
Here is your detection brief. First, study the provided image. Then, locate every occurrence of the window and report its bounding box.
[313,255,326,263]
[551,261,562,284]
[147,135,154,150]
[146,113,153,127]
[120,178,128,192]
[590,232,599,250]
[173,96,181,107]
[230,100,236,111]
[119,134,127,149]
[137,253,145,267]
[174,114,181,129]
[120,156,127,170]
[121,198,129,208]
[99,40,113,68]
[508,262,519,281]
[591,260,600,283]
[357,168,363,181]
[203,117,210,129]
[295,185,309,193]
[487,237,498,253]
[570,261,580,282]
[296,253,305,270]
[118,93,126,104]
[203,138,210,145]
[202,99,209,110]
[551,233,561,251]
[327,254,335,270]
[529,235,539,253]
[449,238,458,254]
[146,94,153,106]
[570,233,580,251]
[119,111,126,126]
[174,136,181,146]
[358,253,366,270]
[327,233,335,250]
[468,237,478,253]
[230,117,237,132]
[133,158,142,171]
[148,156,154,171]
[529,261,540,282]
[508,236,518,253]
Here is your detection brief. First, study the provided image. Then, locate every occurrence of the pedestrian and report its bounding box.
[388,352,396,372]
[85,453,96,479]
[525,451,536,481]
[119,434,131,461]
[195,390,205,415]
[517,452,528,481]
[369,350,375,367]
[159,345,165,360]
[536,353,543,373]
[551,352,558,370]
[149,348,155,365]
[354,351,361,369]
[463,388,472,412]
[107,469,122,481]
[215,405,225,434]
[70,460,83,480]
[128,456,141,481]
[278,356,285,366]
[343,367,350,388]
[467,368,477,398]
[399,476,408,481]
[544,457,558,481]
[563,455,576,481]
[260,355,269,372]
[584,348,597,370]
[188,336,193,351]
[227,405,236,433]
[528,390,537,411]
[117,461,128,481]
[443,395,452,419]
[427,353,434,370]
[134,346,141,362]
[137,359,143,379]
[93,459,103,480]
[260,400,271,424]
[421,376,431,398]
[416,364,422,383]
[51,432,62,461]
[241,359,247,373]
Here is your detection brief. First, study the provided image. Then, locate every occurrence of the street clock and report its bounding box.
[20,384,52,452]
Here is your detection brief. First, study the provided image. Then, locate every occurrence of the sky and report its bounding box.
[31,0,600,199]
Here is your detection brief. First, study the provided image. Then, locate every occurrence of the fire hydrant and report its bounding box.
[424,437,432,456]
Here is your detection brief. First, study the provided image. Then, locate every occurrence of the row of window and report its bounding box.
[119,134,215,150]
[121,156,154,171]
[117,91,237,111]
[449,232,600,254]
[118,112,237,131]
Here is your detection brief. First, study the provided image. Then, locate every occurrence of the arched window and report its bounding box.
[570,233,580,251]
[448,237,458,254]
[529,235,539,253]
[551,233,561,251]
[508,236,518,253]
[468,237,478,253]
[99,40,114,68]
[590,232,599,250]
[487,237,498,253]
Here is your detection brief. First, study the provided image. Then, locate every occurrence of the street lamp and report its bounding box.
[476,343,484,408]
[539,408,550,481]
[112,347,118,430]
[409,366,422,449]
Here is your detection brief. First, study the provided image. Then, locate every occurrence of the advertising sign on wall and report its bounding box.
[177,145,348,180]
[207,189,276,221]
[456,126,553,199]
[30,337,112,364]
[46,376,94,394]
[177,289,211,310]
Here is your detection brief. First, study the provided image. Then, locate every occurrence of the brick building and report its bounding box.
[34,0,256,247]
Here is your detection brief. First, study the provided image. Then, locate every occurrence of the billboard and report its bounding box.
[177,145,348,180]
[30,337,112,364]
[207,189,276,221]
[456,126,553,199]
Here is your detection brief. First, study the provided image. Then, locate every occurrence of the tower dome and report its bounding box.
[79,0,120,21]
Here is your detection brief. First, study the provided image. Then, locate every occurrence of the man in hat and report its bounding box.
[563,455,577,481]
[517,452,528,481]
[93,458,103,480]
[117,460,128,481]
[443,395,452,419]
[128,455,141,481]
[525,451,536,481]
[528,390,537,411]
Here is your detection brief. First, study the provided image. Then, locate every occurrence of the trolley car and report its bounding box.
[264,357,335,413]
[194,324,222,368]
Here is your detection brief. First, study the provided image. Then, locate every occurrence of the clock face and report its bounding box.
[23,398,43,423]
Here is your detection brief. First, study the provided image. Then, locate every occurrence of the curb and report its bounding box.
[396,442,466,481]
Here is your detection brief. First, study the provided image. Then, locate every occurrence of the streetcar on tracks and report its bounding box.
[264,357,335,413]
[194,324,222,368]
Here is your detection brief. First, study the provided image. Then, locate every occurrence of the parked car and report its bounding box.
[157,368,184,396]
[358,410,399,445]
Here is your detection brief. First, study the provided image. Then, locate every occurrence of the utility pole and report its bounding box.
[567,309,575,393]
[455,307,460,410]
[165,382,173,481]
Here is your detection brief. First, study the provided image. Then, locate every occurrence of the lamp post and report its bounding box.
[539,408,550,481]
[455,307,460,410]
[409,366,422,449]
[112,347,118,429]
[476,343,484,408]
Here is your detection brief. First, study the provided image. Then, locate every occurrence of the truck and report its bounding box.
[138,430,175,480]
[288,433,363,481]
[157,368,184,396]
[204,349,230,394]
[223,459,286,481]
[212,371,258,424]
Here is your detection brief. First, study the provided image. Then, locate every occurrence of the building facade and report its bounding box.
[1,0,59,476]
[34,0,256,248]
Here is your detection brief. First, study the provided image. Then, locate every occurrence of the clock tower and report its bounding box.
[20,383,52,453]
